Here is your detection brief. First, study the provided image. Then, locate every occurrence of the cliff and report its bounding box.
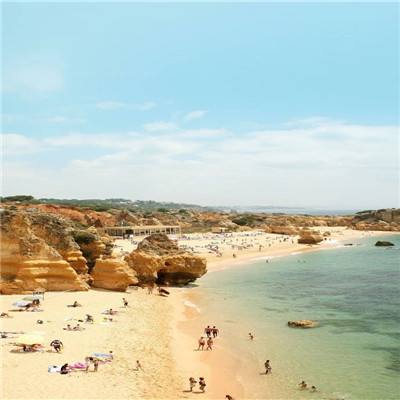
[0,209,89,294]
[125,234,207,285]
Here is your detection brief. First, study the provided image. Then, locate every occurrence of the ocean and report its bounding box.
[193,235,400,399]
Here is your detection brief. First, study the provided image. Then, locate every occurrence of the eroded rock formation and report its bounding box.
[297,230,323,245]
[125,234,207,285]
[0,209,89,294]
[91,258,138,291]
[375,241,395,247]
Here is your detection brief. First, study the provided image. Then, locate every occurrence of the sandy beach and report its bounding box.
[1,228,397,400]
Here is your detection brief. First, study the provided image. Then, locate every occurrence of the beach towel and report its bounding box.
[70,362,86,369]
[48,366,61,373]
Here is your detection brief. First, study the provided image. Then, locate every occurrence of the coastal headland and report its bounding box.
[1,199,399,399]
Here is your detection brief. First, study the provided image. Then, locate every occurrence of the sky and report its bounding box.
[1,2,399,210]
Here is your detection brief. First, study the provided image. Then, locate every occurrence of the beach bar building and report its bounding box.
[99,225,181,237]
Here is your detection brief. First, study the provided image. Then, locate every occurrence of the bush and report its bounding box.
[72,230,97,245]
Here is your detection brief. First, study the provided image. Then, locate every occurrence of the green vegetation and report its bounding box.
[0,195,35,203]
[72,230,97,245]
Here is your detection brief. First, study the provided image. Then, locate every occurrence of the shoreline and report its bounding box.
[1,228,398,399]
[170,229,400,399]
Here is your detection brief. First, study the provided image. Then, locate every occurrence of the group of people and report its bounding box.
[188,377,207,393]
[298,380,318,392]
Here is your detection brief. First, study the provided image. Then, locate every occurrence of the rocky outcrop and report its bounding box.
[297,230,323,245]
[352,209,400,231]
[266,225,299,235]
[91,258,138,291]
[0,209,89,294]
[125,234,207,285]
[375,241,395,247]
[288,320,318,328]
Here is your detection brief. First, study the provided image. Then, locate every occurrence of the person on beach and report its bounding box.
[310,386,317,392]
[85,314,94,323]
[264,360,272,374]
[123,298,128,307]
[93,359,99,372]
[249,333,254,340]
[189,377,197,391]
[198,337,206,350]
[72,301,81,307]
[199,377,206,393]
[60,363,69,375]
[205,326,212,337]
[226,395,235,400]
[299,381,308,390]
[85,357,94,372]
[212,326,219,338]
[50,339,63,353]
[206,337,214,350]
[136,360,143,370]
[147,284,154,295]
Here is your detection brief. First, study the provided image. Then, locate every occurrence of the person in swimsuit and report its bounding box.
[249,333,254,340]
[93,359,99,372]
[60,363,69,375]
[136,360,143,370]
[310,386,317,392]
[212,326,219,338]
[199,377,206,393]
[198,337,206,350]
[50,339,63,353]
[299,381,307,390]
[123,298,128,307]
[204,326,211,337]
[264,360,271,374]
[226,395,235,400]
[189,377,197,391]
[206,337,213,350]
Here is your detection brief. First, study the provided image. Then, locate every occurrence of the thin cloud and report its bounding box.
[143,121,178,132]
[183,110,207,121]
[95,101,156,111]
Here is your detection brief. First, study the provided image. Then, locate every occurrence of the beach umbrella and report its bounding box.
[15,334,44,345]
[12,301,31,307]
[22,295,41,301]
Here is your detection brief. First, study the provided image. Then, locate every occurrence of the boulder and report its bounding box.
[288,320,318,328]
[91,258,138,291]
[125,234,207,285]
[375,241,395,247]
[297,230,323,245]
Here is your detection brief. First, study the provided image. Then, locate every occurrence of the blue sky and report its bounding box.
[2,3,399,209]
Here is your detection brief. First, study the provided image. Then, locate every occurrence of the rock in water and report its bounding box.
[288,320,318,328]
[125,234,207,285]
[375,241,395,247]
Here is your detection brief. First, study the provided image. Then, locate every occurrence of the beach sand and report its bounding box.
[1,227,396,400]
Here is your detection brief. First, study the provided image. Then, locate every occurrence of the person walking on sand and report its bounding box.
[50,339,63,353]
[93,359,99,372]
[136,360,143,370]
[198,336,206,350]
[264,360,272,374]
[226,395,235,400]
[123,298,128,307]
[205,326,212,337]
[189,377,197,392]
[206,337,214,350]
[199,377,206,393]
[212,326,219,338]
[249,332,254,340]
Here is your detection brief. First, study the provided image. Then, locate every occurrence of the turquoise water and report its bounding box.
[195,236,400,399]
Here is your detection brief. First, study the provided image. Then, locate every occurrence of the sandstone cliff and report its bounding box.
[125,234,207,285]
[0,209,89,294]
[91,258,138,291]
